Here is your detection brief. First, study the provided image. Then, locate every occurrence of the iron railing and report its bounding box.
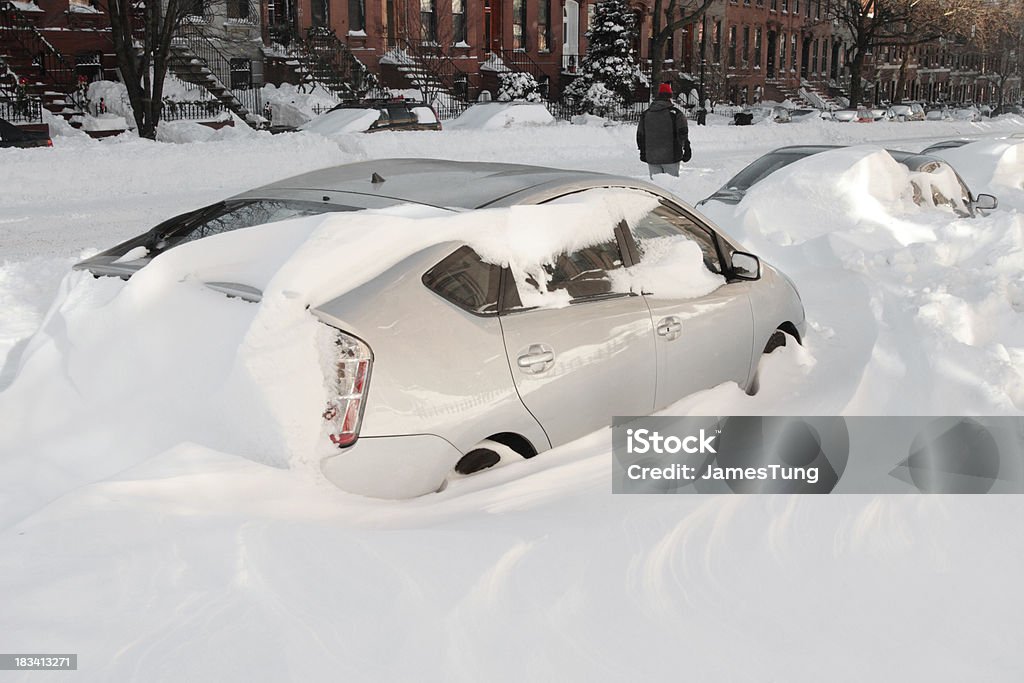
[300,27,380,99]
[0,94,43,122]
[160,99,228,121]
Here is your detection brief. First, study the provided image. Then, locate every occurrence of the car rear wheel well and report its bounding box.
[485,432,538,459]
[777,321,801,345]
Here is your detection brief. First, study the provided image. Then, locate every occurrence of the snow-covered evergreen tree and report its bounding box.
[498,71,542,102]
[564,0,642,112]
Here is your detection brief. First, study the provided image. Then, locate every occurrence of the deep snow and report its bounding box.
[2,115,1024,681]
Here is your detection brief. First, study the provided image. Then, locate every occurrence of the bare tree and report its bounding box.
[966,0,1024,107]
[648,0,714,90]
[105,0,197,138]
[827,0,972,106]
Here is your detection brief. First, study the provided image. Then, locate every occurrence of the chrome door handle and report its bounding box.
[656,317,683,340]
[517,351,554,367]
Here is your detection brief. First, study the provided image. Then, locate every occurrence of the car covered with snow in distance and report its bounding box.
[299,98,442,134]
[74,160,805,498]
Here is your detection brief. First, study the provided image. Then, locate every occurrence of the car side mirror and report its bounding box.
[731,251,761,281]
[974,193,998,212]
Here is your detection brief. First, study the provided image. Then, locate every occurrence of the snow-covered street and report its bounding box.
[2,116,1024,681]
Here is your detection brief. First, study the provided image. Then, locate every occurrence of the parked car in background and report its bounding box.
[869,108,893,122]
[734,105,791,125]
[299,98,442,135]
[926,106,952,121]
[831,109,859,122]
[951,107,982,122]
[856,108,876,122]
[889,103,925,121]
[992,104,1023,117]
[697,145,997,218]
[73,159,806,498]
[0,118,52,149]
[788,108,825,122]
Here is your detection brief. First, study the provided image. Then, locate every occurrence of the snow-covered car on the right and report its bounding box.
[299,99,442,135]
[697,145,998,218]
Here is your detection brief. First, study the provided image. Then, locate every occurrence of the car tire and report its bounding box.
[454,448,502,475]
[747,329,796,395]
[763,329,789,355]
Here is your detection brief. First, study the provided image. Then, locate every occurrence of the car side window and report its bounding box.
[633,205,722,274]
[422,245,501,315]
[543,239,627,300]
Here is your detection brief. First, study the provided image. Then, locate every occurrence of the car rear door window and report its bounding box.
[423,245,501,314]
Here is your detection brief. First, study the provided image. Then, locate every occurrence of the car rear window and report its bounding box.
[159,199,355,250]
[724,152,808,191]
[422,246,501,314]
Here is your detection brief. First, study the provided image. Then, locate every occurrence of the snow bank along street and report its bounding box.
[2,115,1024,681]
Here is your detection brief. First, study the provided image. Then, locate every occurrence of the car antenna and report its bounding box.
[371,172,385,184]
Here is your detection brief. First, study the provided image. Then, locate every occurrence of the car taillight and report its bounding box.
[322,329,372,448]
[46,139,53,147]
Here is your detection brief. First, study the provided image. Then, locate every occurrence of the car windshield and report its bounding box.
[723,152,810,191]
[156,199,356,251]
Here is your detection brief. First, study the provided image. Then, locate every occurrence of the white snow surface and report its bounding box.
[2,115,1024,681]
[300,107,381,135]
[447,102,556,129]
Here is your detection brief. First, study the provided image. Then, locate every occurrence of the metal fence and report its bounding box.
[160,99,228,121]
[0,96,43,123]
[545,96,648,123]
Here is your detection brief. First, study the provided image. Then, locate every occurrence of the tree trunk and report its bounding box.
[848,47,866,106]
[893,49,910,104]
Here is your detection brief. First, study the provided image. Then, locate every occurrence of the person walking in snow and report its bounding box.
[637,82,691,178]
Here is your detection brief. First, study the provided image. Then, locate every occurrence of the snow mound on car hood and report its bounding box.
[0,190,664,517]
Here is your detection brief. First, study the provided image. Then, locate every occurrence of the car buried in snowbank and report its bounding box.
[73,159,805,498]
[697,145,998,217]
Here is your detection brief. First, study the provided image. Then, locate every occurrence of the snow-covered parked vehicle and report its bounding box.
[299,98,442,135]
[697,145,998,218]
[73,159,805,498]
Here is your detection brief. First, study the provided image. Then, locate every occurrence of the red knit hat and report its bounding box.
[658,83,672,96]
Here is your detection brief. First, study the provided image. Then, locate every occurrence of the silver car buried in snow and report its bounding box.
[74,159,806,498]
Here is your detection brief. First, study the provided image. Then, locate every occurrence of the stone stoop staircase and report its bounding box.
[167,23,263,128]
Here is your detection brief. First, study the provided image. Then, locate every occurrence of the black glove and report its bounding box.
[682,144,692,163]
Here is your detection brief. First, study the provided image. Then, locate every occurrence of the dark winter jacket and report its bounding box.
[637,98,690,165]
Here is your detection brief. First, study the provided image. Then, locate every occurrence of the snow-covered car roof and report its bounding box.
[233,158,666,211]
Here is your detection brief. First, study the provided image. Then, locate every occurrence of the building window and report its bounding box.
[452,0,466,44]
[538,0,551,51]
[779,32,786,70]
[513,0,526,49]
[816,0,821,19]
[754,27,762,69]
[227,0,251,20]
[812,39,818,73]
[781,0,788,12]
[791,34,797,71]
[728,25,736,67]
[713,20,721,63]
[420,0,436,41]
[348,0,365,31]
[742,26,749,65]
[230,58,251,89]
[770,0,776,9]
[794,0,799,14]
[186,0,207,18]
